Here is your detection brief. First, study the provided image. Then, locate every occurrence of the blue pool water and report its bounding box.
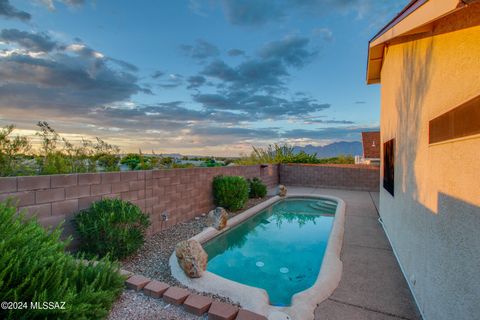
[203,197,336,306]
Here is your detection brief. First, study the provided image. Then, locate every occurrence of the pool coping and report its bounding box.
[169,194,346,320]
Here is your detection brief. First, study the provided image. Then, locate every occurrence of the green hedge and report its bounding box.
[213,175,249,211]
[0,200,124,320]
[248,177,267,198]
[74,199,150,260]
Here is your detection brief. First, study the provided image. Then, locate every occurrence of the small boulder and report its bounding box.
[175,240,208,278]
[207,207,228,230]
[278,185,287,197]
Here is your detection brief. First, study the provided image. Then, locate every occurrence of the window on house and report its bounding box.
[429,94,480,144]
[383,139,395,196]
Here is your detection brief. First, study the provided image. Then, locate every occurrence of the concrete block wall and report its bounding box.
[279,164,380,191]
[0,165,279,239]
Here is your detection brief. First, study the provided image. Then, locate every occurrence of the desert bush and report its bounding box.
[248,177,267,198]
[213,175,249,211]
[160,156,173,166]
[0,200,124,320]
[121,152,157,170]
[237,144,355,165]
[0,125,33,176]
[172,162,195,169]
[237,144,320,165]
[317,155,354,164]
[91,137,120,172]
[74,199,150,259]
[0,122,123,176]
[121,153,142,170]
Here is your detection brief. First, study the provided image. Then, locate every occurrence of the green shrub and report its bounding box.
[213,175,249,211]
[96,153,120,171]
[120,153,142,170]
[0,200,124,320]
[74,199,150,259]
[248,177,267,198]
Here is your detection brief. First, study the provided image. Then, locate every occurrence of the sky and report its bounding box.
[0,0,409,156]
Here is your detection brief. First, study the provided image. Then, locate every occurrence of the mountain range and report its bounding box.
[293,141,363,158]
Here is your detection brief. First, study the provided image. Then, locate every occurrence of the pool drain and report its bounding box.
[256,261,265,267]
[279,267,289,274]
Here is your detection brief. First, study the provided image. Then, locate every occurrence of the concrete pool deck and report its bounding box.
[285,187,421,320]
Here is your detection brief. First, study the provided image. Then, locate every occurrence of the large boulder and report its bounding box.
[175,240,208,278]
[278,185,287,197]
[207,207,228,230]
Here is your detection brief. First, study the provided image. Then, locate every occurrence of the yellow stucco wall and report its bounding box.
[378,3,480,320]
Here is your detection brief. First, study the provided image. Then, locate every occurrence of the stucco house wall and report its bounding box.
[378,4,480,320]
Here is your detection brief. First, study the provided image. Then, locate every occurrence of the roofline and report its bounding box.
[366,0,477,84]
[370,0,428,43]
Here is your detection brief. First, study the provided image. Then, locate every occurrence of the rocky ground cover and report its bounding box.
[110,196,273,318]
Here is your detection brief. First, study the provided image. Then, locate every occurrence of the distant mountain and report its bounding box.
[293,141,362,158]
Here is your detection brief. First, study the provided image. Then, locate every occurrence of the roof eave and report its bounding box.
[366,0,468,85]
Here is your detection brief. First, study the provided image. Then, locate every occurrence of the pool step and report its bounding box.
[309,201,337,214]
[319,199,337,206]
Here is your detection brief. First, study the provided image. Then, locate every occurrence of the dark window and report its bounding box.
[429,94,480,144]
[383,139,395,196]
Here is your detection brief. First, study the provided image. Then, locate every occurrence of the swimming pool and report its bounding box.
[170,194,345,320]
[203,197,337,306]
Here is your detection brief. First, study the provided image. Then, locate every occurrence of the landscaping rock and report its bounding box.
[278,185,287,197]
[208,207,228,230]
[175,240,208,278]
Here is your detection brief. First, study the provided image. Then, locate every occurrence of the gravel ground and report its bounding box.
[108,290,207,320]
[111,197,273,318]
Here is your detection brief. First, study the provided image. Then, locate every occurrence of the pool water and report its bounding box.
[203,198,336,306]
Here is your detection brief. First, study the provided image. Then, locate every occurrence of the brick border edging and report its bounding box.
[121,269,267,320]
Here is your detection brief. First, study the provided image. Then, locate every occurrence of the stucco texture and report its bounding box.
[378,4,480,320]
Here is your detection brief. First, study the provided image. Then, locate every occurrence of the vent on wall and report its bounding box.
[429,94,480,144]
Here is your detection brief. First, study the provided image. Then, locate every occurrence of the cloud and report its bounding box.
[0,46,143,112]
[289,0,404,21]
[0,29,58,52]
[221,0,283,26]
[0,0,31,21]
[63,0,85,5]
[188,0,207,17]
[259,36,318,68]
[282,126,379,140]
[186,35,325,122]
[227,49,245,57]
[93,102,253,131]
[217,0,406,27]
[186,75,207,89]
[39,0,85,10]
[180,39,220,61]
[201,58,288,93]
[157,73,183,89]
[108,58,139,72]
[191,126,280,139]
[194,92,329,118]
[195,36,317,94]
[302,118,354,124]
[312,28,333,42]
[151,70,165,79]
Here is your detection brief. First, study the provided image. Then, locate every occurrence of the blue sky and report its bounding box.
[0,0,408,156]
